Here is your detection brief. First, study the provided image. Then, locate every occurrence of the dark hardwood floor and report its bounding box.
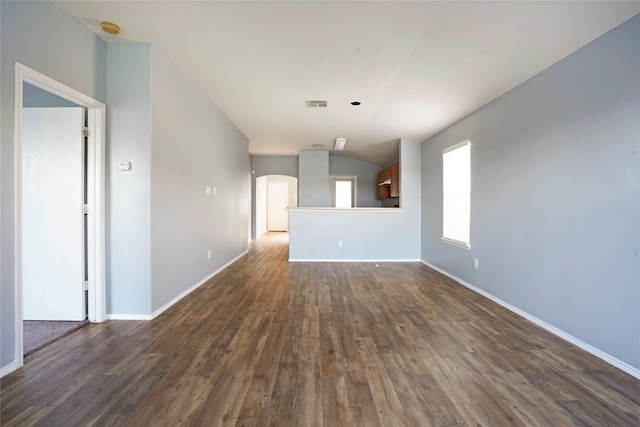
[1,232,638,426]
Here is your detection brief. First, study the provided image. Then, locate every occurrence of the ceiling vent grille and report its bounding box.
[306,100,327,108]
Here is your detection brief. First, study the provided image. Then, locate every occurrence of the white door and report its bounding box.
[267,181,288,231]
[22,107,86,321]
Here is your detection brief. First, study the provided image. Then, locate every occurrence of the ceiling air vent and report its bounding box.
[306,100,327,108]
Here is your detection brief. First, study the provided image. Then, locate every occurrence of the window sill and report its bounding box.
[441,237,470,250]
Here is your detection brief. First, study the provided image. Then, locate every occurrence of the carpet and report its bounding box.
[23,320,89,356]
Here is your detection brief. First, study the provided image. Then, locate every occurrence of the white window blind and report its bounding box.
[442,140,470,249]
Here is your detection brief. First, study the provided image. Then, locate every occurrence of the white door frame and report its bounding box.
[13,63,107,366]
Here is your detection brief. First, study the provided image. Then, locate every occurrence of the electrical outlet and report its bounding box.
[207,249,212,259]
[212,186,217,196]
[473,258,479,269]
[338,240,343,247]
[205,185,212,195]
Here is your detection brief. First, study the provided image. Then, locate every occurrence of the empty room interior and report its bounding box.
[1,1,639,425]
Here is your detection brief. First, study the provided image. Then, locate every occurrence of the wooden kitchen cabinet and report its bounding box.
[377,162,399,199]
[377,170,390,199]
[390,163,399,197]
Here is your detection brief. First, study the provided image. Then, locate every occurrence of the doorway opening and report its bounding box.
[255,175,297,237]
[14,63,106,366]
[267,181,289,231]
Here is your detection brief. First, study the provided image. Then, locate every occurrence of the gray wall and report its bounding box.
[329,156,381,207]
[23,83,77,107]
[255,176,268,236]
[249,155,382,236]
[298,150,330,207]
[252,155,298,178]
[250,155,298,238]
[421,15,640,371]
[0,2,251,372]
[1,0,107,370]
[289,139,421,260]
[150,48,250,312]
[106,44,153,315]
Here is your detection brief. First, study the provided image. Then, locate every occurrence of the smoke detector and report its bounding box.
[101,21,120,35]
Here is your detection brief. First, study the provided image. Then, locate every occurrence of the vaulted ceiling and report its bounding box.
[56,1,640,164]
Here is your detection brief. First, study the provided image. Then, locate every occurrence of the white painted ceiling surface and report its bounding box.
[56,1,640,165]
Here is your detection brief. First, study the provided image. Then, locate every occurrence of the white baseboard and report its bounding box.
[421,260,640,380]
[106,251,249,322]
[0,361,21,378]
[3,250,250,378]
[288,258,420,263]
[150,250,248,320]
[107,314,152,321]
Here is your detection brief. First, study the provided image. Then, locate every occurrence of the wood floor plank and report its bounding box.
[242,320,287,408]
[1,405,55,427]
[2,232,639,426]
[412,374,466,426]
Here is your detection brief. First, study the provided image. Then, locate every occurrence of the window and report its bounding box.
[442,140,470,249]
[331,176,356,208]
[335,181,352,208]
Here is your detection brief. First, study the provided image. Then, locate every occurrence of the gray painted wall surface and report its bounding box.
[289,139,421,260]
[329,156,381,207]
[23,83,77,107]
[250,155,298,238]
[255,176,268,236]
[150,48,250,312]
[252,155,299,178]
[250,155,381,235]
[0,0,107,369]
[298,150,330,207]
[421,15,640,370]
[289,209,408,259]
[106,44,153,315]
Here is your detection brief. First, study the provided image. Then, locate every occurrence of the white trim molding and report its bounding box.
[0,361,21,378]
[107,314,153,321]
[421,260,640,380]
[151,250,249,319]
[440,237,471,250]
[12,63,107,375]
[106,250,249,321]
[289,258,421,263]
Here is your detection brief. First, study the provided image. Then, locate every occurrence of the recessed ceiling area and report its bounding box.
[55,1,640,165]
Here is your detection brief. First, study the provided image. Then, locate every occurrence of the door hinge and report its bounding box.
[83,204,88,215]
[83,127,90,137]
[83,281,89,291]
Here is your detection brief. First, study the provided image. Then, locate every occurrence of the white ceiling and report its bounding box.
[56,1,640,165]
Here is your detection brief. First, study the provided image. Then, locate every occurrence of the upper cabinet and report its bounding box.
[378,162,399,199]
[390,163,399,197]
[377,169,389,199]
